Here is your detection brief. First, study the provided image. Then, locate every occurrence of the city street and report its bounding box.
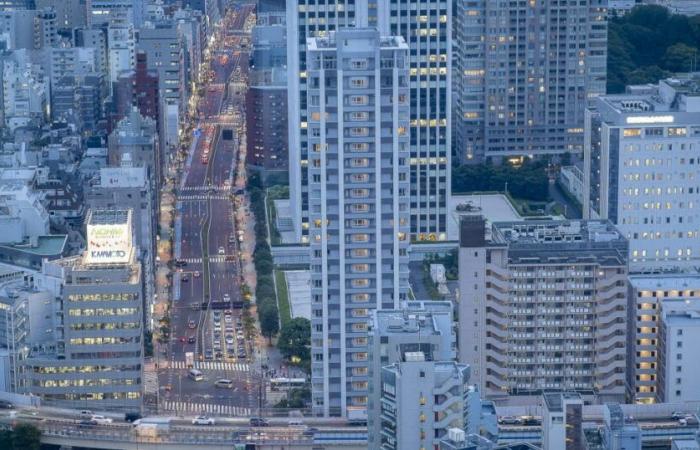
[156,3,262,417]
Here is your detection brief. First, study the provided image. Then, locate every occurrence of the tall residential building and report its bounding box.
[107,17,136,88]
[246,10,288,175]
[627,275,700,404]
[453,0,607,162]
[658,298,700,405]
[583,76,700,272]
[368,301,456,445]
[306,29,411,417]
[380,353,473,450]
[458,217,629,403]
[287,0,451,242]
[23,209,144,410]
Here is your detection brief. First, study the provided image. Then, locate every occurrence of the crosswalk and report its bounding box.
[176,256,230,264]
[161,400,251,417]
[178,194,230,201]
[170,360,250,372]
[179,186,231,192]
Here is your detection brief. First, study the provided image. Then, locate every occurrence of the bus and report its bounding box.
[270,377,307,391]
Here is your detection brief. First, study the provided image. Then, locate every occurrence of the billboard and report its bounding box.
[85,213,133,265]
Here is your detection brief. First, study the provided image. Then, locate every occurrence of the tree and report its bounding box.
[662,43,697,72]
[274,387,311,409]
[259,301,279,343]
[0,430,12,449]
[277,318,311,365]
[12,424,41,450]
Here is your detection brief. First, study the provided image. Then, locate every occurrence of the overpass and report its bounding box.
[0,410,367,450]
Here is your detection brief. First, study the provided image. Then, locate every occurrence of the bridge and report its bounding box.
[0,409,367,450]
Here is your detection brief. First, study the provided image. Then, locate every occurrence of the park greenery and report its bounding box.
[277,317,311,372]
[0,424,42,450]
[451,159,549,202]
[274,387,311,409]
[608,5,700,92]
[247,171,280,342]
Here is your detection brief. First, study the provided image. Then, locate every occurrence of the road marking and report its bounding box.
[169,361,250,372]
[161,400,251,417]
[178,195,230,201]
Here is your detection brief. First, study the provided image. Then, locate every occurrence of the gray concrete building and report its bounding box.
[108,108,158,181]
[23,209,144,411]
[306,29,411,417]
[458,217,629,403]
[368,300,456,445]
[453,0,607,161]
[380,353,473,450]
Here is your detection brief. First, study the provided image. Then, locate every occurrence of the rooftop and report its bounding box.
[543,392,582,412]
[87,209,130,226]
[629,273,700,292]
[493,220,622,245]
[0,235,67,256]
[448,194,521,241]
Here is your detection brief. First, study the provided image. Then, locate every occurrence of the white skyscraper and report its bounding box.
[306,28,411,417]
[287,0,451,243]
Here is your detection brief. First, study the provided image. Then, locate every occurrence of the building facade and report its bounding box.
[23,209,144,411]
[584,76,700,272]
[453,0,607,161]
[380,354,473,450]
[458,217,629,403]
[287,0,451,242]
[658,298,700,404]
[306,29,411,417]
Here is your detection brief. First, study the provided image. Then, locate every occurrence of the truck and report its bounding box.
[133,418,171,437]
[185,352,194,369]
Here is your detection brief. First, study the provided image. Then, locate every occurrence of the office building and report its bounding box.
[453,0,607,162]
[2,49,47,129]
[583,76,700,272]
[459,217,629,403]
[246,10,287,175]
[306,29,411,417]
[0,9,37,50]
[627,275,700,404]
[35,0,85,31]
[658,298,700,404]
[23,209,144,410]
[380,353,473,450]
[368,301,456,445]
[110,50,159,130]
[73,27,108,77]
[542,392,584,450]
[287,0,451,242]
[0,0,33,10]
[107,108,158,180]
[107,17,135,88]
[87,0,145,28]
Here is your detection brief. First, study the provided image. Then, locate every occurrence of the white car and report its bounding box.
[218,246,226,255]
[90,415,113,425]
[223,293,230,302]
[225,315,233,323]
[226,336,234,345]
[192,415,215,426]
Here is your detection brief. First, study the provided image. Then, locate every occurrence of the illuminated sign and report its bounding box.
[85,214,133,265]
[625,115,674,124]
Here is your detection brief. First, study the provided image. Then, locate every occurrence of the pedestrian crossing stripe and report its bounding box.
[161,400,251,417]
[179,186,231,192]
[170,361,250,372]
[174,257,233,264]
[177,195,230,201]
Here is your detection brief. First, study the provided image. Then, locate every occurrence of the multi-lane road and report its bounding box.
[158,3,258,417]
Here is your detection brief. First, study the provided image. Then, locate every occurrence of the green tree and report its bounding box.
[277,318,311,364]
[275,387,311,409]
[626,66,670,85]
[662,43,697,72]
[12,424,41,450]
[0,430,12,449]
[259,301,280,343]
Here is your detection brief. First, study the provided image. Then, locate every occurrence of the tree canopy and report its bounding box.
[608,5,700,92]
[277,317,311,365]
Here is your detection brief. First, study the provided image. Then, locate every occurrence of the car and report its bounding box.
[498,416,522,425]
[225,316,233,324]
[218,246,226,255]
[214,351,223,359]
[213,340,221,347]
[215,379,234,389]
[90,415,113,425]
[78,419,95,428]
[0,400,14,409]
[192,415,215,426]
[225,325,234,333]
[204,350,213,360]
[188,320,197,329]
[188,336,196,344]
[190,302,200,310]
[124,412,142,423]
[194,271,201,278]
[80,410,94,418]
[175,260,187,267]
[180,336,186,343]
[226,336,234,345]
[238,350,247,358]
[182,275,189,282]
[213,311,221,318]
[249,417,269,427]
[223,293,230,302]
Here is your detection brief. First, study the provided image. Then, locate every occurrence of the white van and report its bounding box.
[214,379,233,389]
[288,419,306,429]
[188,369,203,381]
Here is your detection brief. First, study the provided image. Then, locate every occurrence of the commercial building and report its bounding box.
[87,0,145,28]
[2,49,47,129]
[106,17,136,88]
[380,353,473,450]
[246,10,287,175]
[368,301,456,445]
[627,275,700,404]
[107,108,158,181]
[658,298,700,404]
[458,217,629,403]
[110,50,159,131]
[583,76,700,272]
[23,209,144,411]
[287,0,451,242]
[306,29,411,417]
[35,0,85,31]
[453,0,607,161]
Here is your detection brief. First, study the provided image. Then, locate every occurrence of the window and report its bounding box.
[349,143,369,152]
[351,249,369,257]
[351,264,369,273]
[352,293,370,302]
[351,234,369,243]
[349,127,369,137]
[623,128,642,137]
[350,77,367,87]
[669,127,687,136]
[351,59,367,69]
[349,95,368,105]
